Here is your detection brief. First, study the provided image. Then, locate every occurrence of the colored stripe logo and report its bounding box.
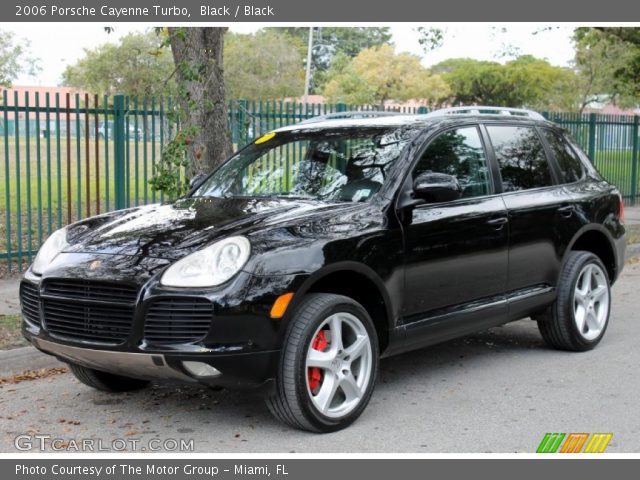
[537,433,612,453]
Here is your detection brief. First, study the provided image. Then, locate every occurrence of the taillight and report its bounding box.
[619,196,625,224]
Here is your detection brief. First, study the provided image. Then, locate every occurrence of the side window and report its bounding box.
[542,129,584,183]
[413,126,491,198]
[487,125,553,192]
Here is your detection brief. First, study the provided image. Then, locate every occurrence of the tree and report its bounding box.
[167,28,232,177]
[574,27,640,104]
[323,45,450,108]
[434,56,576,110]
[62,31,175,97]
[571,29,635,112]
[280,27,392,91]
[224,30,305,99]
[0,29,40,87]
[416,27,445,53]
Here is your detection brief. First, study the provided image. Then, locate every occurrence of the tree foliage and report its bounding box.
[224,30,305,99]
[574,27,640,104]
[433,56,577,110]
[0,29,40,87]
[280,27,392,91]
[416,27,445,53]
[62,31,175,97]
[323,45,450,107]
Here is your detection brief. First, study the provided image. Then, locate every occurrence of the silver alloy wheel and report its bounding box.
[305,312,373,419]
[573,263,610,341]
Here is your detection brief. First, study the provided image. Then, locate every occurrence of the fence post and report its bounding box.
[588,113,597,164]
[113,95,126,210]
[631,115,639,206]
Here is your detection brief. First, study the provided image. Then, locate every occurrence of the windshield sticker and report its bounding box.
[255,132,276,144]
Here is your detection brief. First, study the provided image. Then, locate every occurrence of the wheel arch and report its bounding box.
[288,262,394,353]
[565,225,618,283]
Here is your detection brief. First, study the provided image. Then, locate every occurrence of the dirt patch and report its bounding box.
[0,314,27,350]
[0,367,68,385]
[626,224,640,246]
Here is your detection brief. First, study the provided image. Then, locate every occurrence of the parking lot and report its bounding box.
[1,261,638,453]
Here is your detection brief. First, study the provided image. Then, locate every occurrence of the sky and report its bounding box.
[0,23,577,86]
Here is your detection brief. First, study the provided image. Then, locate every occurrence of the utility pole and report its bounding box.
[303,26,314,105]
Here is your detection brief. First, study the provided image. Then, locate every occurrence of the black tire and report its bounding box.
[68,363,150,392]
[266,293,379,432]
[537,251,611,351]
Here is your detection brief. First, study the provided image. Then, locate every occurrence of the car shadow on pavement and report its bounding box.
[72,319,548,430]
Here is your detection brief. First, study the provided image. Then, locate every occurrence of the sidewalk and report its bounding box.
[625,203,640,226]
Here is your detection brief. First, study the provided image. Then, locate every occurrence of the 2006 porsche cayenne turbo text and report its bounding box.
[21,107,626,432]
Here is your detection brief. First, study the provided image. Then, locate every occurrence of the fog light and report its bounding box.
[182,361,222,378]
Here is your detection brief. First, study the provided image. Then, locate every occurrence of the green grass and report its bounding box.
[1,137,171,256]
[0,314,26,350]
[1,137,166,213]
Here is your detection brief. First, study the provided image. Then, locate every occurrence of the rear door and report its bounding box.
[483,123,568,319]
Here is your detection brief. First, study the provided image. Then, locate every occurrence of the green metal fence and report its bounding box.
[544,111,640,203]
[1,92,639,272]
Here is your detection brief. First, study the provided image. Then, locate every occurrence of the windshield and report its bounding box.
[193,126,419,202]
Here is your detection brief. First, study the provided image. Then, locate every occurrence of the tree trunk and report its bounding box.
[168,27,232,177]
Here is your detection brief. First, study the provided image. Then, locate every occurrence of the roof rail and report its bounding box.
[297,110,405,125]
[424,106,546,121]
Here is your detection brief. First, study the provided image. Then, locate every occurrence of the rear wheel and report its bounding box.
[266,294,379,432]
[68,363,150,392]
[538,251,611,351]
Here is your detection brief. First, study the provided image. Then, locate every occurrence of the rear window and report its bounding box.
[486,125,553,192]
[542,129,584,183]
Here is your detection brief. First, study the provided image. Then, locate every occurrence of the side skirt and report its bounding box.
[382,285,555,358]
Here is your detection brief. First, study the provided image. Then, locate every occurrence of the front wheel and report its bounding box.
[537,251,611,351]
[266,294,379,432]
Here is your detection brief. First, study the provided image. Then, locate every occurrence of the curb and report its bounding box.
[0,346,65,377]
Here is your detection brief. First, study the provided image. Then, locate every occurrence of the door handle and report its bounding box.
[558,205,575,218]
[486,217,508,228]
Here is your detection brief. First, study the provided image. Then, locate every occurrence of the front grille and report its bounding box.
[144,298,213,344]
[43,299,134,343]
[20,282,41,327]
[41,279,137,344]
[43,279,138,304]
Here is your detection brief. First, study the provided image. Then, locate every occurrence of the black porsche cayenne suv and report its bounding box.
[21,106,626,432]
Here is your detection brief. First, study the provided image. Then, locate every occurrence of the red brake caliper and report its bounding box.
[308,330,328,393]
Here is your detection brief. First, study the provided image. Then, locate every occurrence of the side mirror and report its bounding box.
[413,172,463,203]
[189,173,207,190]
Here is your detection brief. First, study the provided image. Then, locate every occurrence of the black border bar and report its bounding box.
[3,0,640,22]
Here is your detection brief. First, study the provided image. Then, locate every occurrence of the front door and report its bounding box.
[401,125,509,349]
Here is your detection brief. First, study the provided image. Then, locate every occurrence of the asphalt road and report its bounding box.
[1,262,639,454]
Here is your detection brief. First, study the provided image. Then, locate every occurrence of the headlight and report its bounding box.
[161,236,251,288]
[32,227,68,274]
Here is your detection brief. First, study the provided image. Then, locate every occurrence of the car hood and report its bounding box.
[64,197,360,261]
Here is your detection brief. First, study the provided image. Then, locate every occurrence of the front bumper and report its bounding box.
[20,252,308,390]
[31,337,280,389]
